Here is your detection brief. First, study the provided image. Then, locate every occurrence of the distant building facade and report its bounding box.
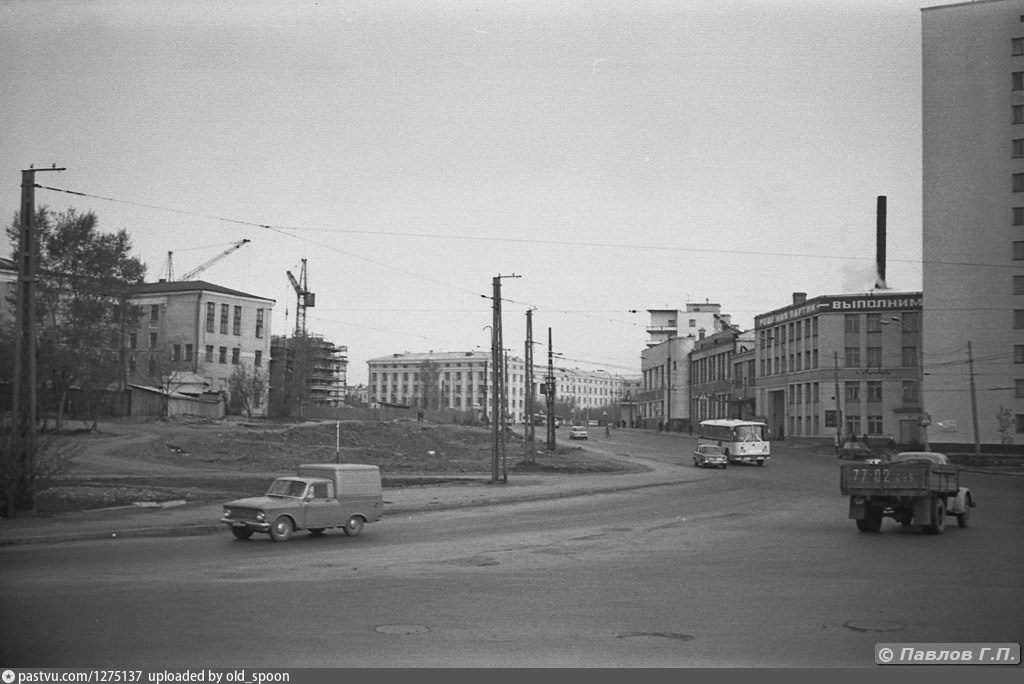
[125,280,275,415]
[754,291,924,445]
[922,0,1024,449]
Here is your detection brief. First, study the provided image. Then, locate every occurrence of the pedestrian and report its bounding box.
[658,420,664,432]
[605,425,610,438]
[834,432,842,453]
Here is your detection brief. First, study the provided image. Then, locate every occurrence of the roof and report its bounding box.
[130,279,274,303]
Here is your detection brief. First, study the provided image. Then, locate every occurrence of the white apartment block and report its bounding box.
[367,351,628,423]
[922,0,1024,448]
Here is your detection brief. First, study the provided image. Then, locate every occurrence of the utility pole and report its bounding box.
[524,309,536,464]
[11,165,65,516]
[968,341,981,457]
[490,274,519,483]
[546,327,556,451]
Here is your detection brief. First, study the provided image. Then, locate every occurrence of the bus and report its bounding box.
[697,419,771,466]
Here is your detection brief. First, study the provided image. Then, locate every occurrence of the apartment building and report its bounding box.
[126,280,275,415]
[922,0,1024,449]
[367,351,629,423]
[754,292,924,445]
[638,303,736,430]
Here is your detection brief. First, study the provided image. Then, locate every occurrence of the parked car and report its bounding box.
[838,440,885,462]
[693,444,727,469]
[569,426,588,440]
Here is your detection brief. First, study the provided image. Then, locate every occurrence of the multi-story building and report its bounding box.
[754,291,924,445]
[639,303,736,430]
[922,0,1024,449]
[690,328,755,424]
[269,334,348,408]
[366,351,630,423]
[125,280,275,415]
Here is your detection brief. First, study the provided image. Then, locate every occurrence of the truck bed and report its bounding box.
[839,461,959,497]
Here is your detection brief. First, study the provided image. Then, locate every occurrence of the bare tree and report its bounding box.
[228,363,267,418]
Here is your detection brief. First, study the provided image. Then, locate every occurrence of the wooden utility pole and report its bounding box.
[490,274,519,483]
[10,166,64,517]
[524,309,536,463]
[546,327,556,451]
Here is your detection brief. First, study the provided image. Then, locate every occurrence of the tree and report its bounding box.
[418,360,441,409]
[995,406,1015,445]
[6,207,146,431]
[228,363,267,418]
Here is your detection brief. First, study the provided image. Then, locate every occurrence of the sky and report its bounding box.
[1,0,948,385]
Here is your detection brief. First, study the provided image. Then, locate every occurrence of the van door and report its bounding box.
[303,481,341,529]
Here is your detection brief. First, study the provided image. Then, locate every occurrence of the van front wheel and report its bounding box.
[343,516,365,537]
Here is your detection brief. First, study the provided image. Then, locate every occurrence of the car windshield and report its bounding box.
[893,452,948,465]
[266,479,307,498]
[700,446,724,455]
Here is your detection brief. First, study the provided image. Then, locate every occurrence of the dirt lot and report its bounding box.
[32,416,638,515]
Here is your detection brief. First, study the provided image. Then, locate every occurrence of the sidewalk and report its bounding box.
[0,458,693,547]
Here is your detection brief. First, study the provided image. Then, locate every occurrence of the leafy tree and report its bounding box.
[228,363,267,418]
[6,207,146,431]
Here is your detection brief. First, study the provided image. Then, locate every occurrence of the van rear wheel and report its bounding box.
[343,516,364,537]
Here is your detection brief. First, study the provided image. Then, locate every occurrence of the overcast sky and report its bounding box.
[1,0,947,384]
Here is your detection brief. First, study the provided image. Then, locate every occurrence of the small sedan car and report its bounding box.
[838,441,882,461]
[569,426,588,440]
[693,444,727,469]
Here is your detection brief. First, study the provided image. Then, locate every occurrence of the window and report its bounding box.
[206,303,215,333]
[185,344,193,361]
[1015,173,1024,192]
[688,319,696,327]
[205,345,214,362]
[172,344,181,361]
[1016,106,1024,125]
[901,312,920,332]
[844,381,860,402]
[233,306,242,336]
[219,347,227,364]
[231,348,240,365]
[844,314,859,333]
[1015,276,1024,295]
[868,415,883,435]
[255,350,262,367]
[1015,140,1024,158]
[902,380,920,403]
[256,309,264,338]
[1015,72,1024,91]
[866,313,882,333]
[150,304,159,324]
[845,347,860,367]
[1017,379,1024,398]
[1016,345,1024,363]
[1016,208,1024,226]
[1015,37,1024,55]
[845,415,862,437]
[148,332,157,349]
[1015,310,1024,329]
[867,381,883,402]
[220,304,229,334]
[129,333,137,349]
[902,346,918,367]
[867,347,882,369]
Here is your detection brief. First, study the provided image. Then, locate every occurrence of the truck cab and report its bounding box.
[221,463,383,542]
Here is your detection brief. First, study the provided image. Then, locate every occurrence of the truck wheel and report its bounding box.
[923,498,945,535]
[269,516,293,542]
[343,515,365,537]
[957,497,971,529]
[856,514,882,533]
[231,527,254,540]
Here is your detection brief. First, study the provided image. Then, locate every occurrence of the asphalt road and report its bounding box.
[1,433,1021,668]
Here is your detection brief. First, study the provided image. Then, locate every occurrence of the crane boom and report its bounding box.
[180,239,251,280]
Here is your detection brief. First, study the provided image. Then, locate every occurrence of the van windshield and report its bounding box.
[267,479,307,498]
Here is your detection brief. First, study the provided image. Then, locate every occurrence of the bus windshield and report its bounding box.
[734,424,766,442]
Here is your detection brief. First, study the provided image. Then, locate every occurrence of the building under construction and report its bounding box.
[269,334,348,414]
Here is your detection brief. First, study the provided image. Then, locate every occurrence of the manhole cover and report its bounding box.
[843,620,905,633]
[375,624,430,635]
[618,631,694,642]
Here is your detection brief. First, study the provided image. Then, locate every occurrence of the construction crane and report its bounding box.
[168,239,251,281]
[286,258,315,337]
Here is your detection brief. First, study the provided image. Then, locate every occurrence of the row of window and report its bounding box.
[202,302,265,338]
[129,346,263,370]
